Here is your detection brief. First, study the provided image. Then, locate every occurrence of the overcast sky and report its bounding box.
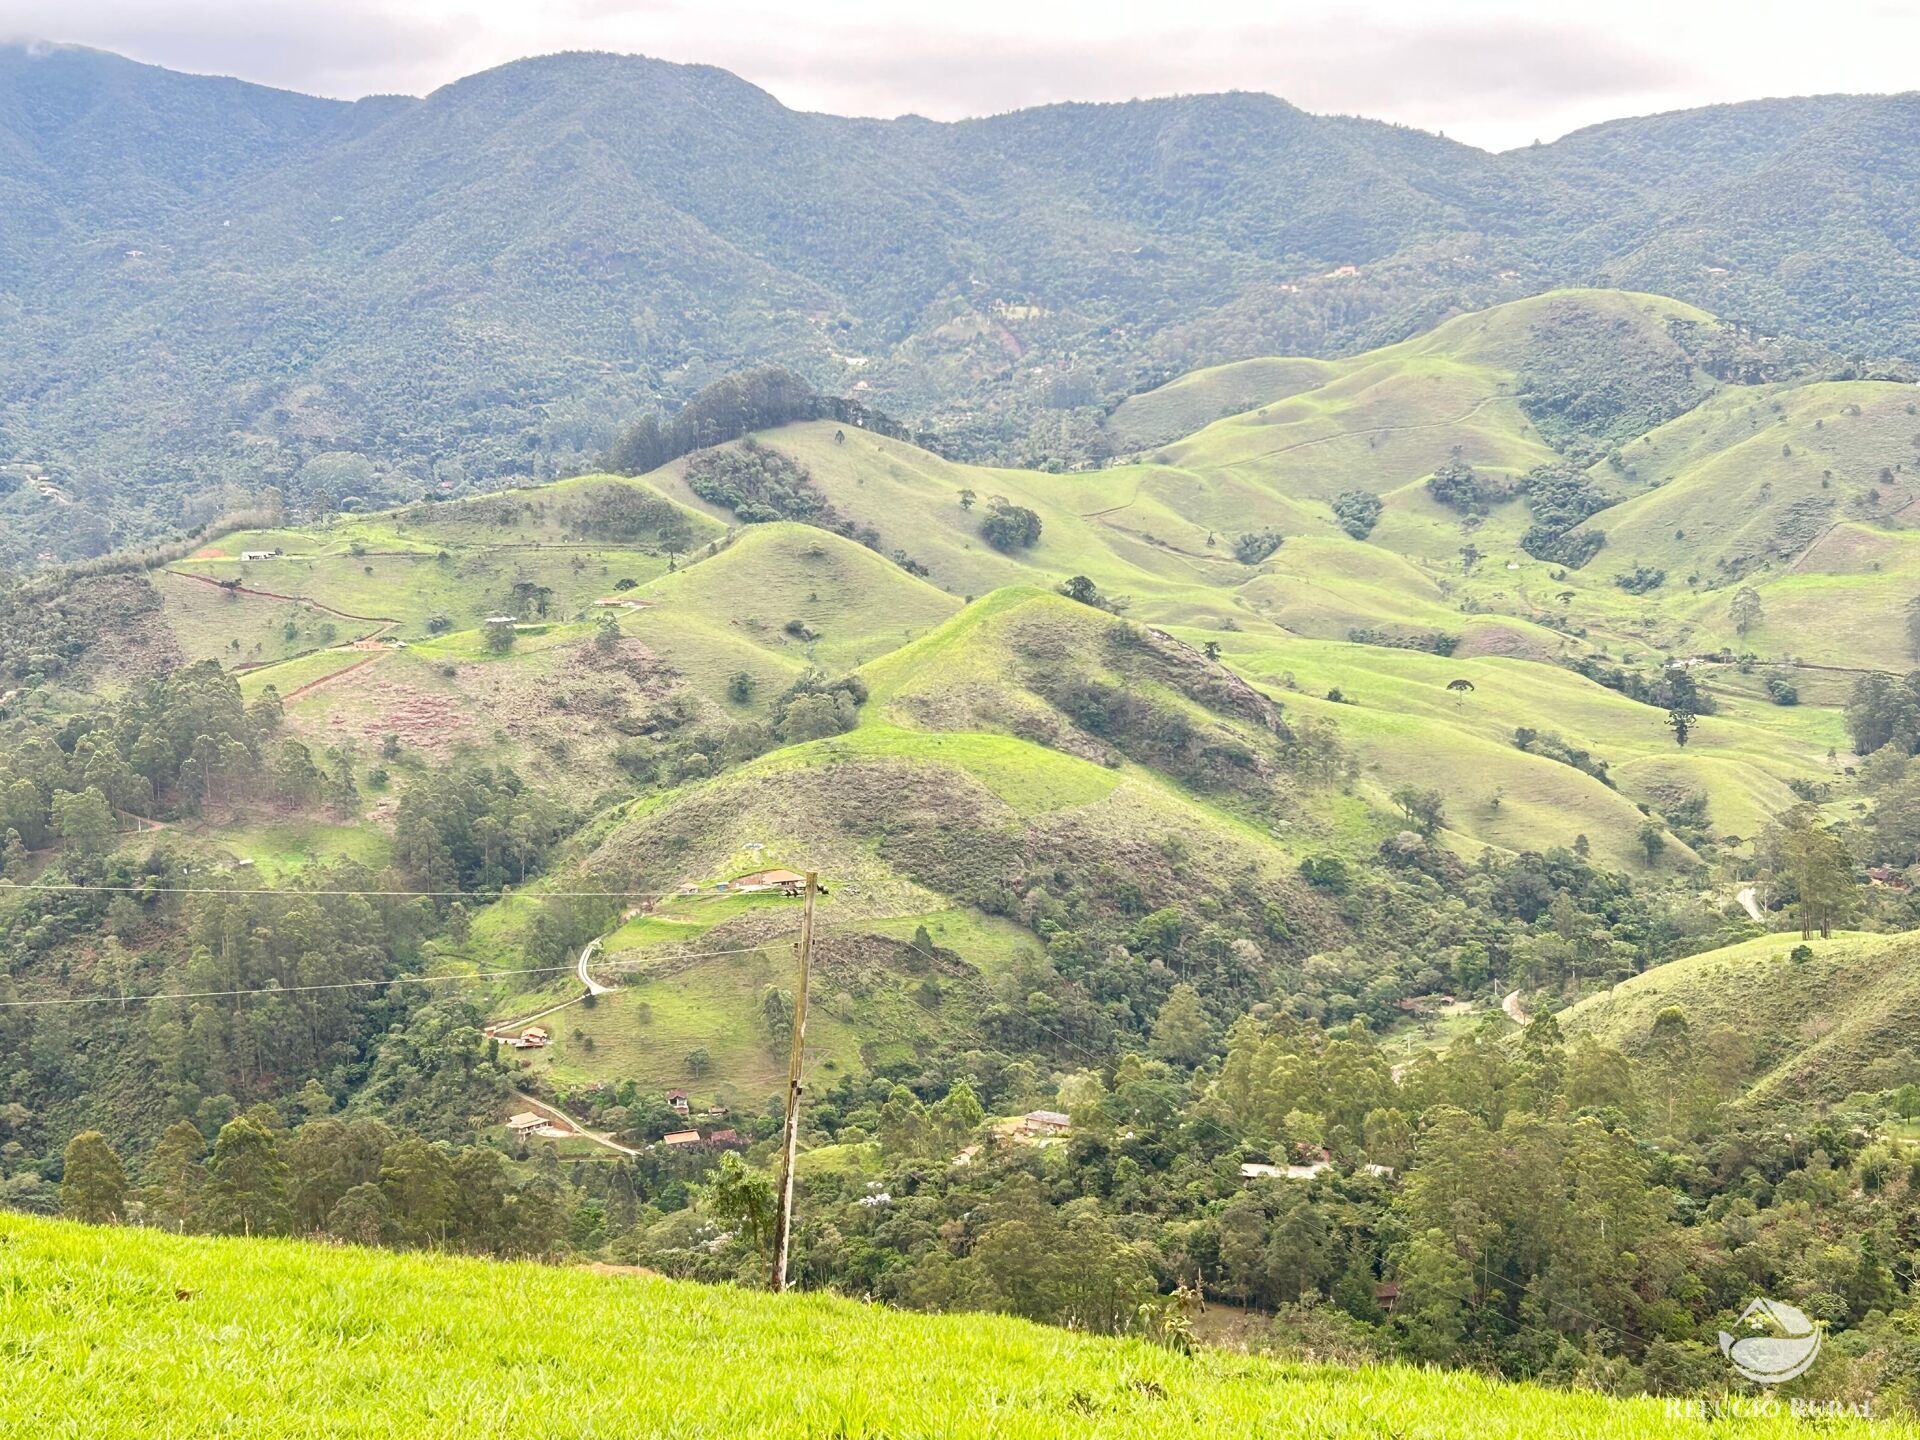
[8,0,1919,151]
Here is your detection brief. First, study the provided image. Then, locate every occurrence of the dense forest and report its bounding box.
[39,972,1920,1410]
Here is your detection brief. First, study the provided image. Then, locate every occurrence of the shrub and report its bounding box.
[1612,566,1666,595]
[1330,490,1382,540]
[1233,530,1284,564]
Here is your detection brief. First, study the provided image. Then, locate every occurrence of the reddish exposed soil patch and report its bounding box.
[326,678,466,757]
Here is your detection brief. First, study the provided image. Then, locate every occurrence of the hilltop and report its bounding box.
[7,45,1920,564]
[1,1214,1880,1439]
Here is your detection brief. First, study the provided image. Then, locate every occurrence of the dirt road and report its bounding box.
[510,1091,640,1158]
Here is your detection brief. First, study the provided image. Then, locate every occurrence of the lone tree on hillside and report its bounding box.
[1058,575,1101,607]
[51,785,115,857]
[1391,785,1446,837]
[483,617,517,654]
[979,498,1042,552]
[1730,586,1763,636]
[703,1152,776,1256]
[1638,821,1668,865]
[1647,1005,1694,1132]
[60,1130,126,1223]
[205,1116,290,1237]
[1149,982,1215,1067]
[1666,706,1697,747]
[140,1119,205,1233]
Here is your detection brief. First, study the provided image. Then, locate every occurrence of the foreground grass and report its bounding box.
[1,1216,1891,1438]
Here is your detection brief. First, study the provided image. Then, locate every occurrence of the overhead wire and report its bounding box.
[0,942,789,1009]
[0,878,672,900]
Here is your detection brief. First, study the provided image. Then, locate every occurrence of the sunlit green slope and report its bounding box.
[5,1215,1864,1440]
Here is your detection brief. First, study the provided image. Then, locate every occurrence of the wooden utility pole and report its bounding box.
[770,871,817,1292]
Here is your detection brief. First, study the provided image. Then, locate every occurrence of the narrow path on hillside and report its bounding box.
[487,992,585,1034]
[1736,886,1762,922]
[163,568,401,624]
[510,1091,640,1158]
[1079,476,1151,520]
[1235,394,1504,466]
[280,652,386,703]
[1502,989,1529,1026]
[486,935,616,1035]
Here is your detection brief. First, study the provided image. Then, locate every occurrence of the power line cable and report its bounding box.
[0,942,786,1009]
[0,878,671,901]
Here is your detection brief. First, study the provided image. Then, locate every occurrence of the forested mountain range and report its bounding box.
[3,41,1920,566]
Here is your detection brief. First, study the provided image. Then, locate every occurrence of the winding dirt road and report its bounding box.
[576,936,613,996]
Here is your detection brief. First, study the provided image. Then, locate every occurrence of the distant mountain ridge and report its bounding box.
[2,41,1919,566]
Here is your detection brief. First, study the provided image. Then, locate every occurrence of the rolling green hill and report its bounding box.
[4,1214,1862,1440]
[5,290,1881,892]
[10,287,1920,1419]
[1559,929,1920,1104]
[496,588,1352,1101]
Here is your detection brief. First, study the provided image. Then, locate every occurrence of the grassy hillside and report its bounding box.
[3,289,1897,1128]
[1214,633,1837,862]
[634,520,962,676]
[500,590,1356,1101]
[1559,929,1920,1103]
[0,1215,1871,1439]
